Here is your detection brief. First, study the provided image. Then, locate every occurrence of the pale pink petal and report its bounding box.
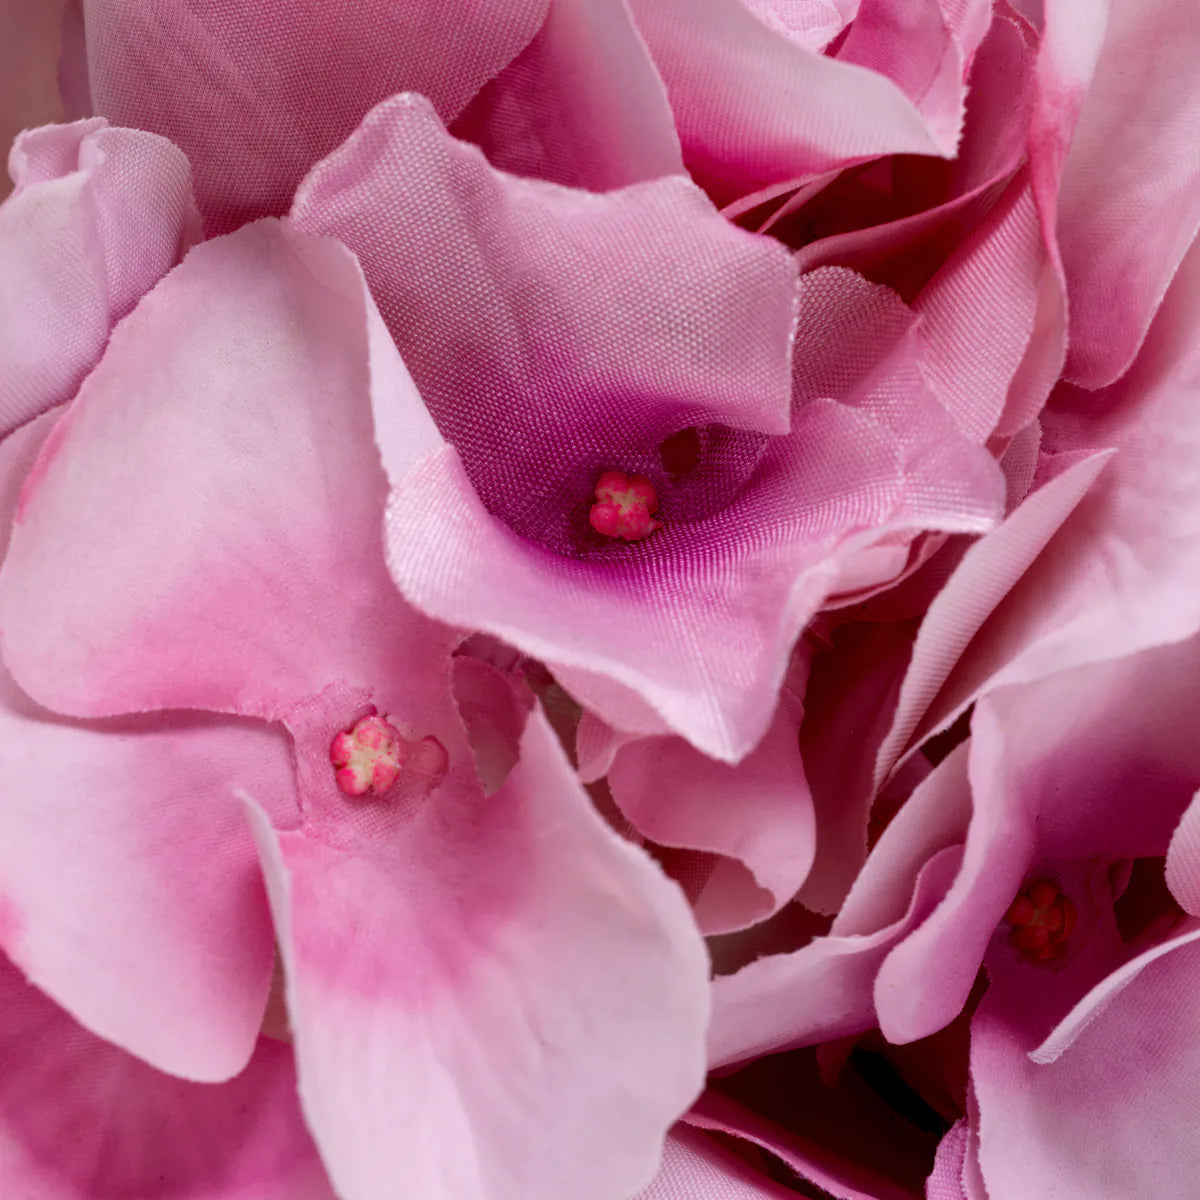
[836,0,970,155]
[791,267,1005,531]
[0,953,334,1199]
[0,0,67,201]
[710,844,962,1069]
[738,0,852,53]
[971,919,1200,1197]
[913,175,1044,444]
[796,620,918,914]
[902,237,1200,725]
[627,0,952,206]
[878,638,1200,1043]
[1028,922,1200,1066]
[0,660,292,1082]
[606,662,814,934]
[1058,0,1200,387]
[873,449,1111,789]
[379,402,905,763]
[79,0,550,233]
[0,118,200,435]
[790,16,1034,299]
[291,94,798,448]
[0,408,288,1081]
[1165,789,1200,915]
[244,709,709,1200]
[635,1127,799,1199]
[0,219,455,725]
[451,0,683,191]
[927,1122,970,1200]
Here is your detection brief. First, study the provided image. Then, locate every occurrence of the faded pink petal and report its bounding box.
[605,657,814,934]
[627,0,953,205]
[913,174,1044,444]
[0,118,200,436]
[927,1122,971,1200]
[0,219,456,726]
[635,1127,799,1199]
[450,0,683,191]
[244,709,709,1200]
[795,620,919,914]
[0,408,286,1082]
[0,0,67,201]
[78,0,550,233]
[873,449,1111,789]
[710,744,971,1068]
[878,637,1200,1043]
[837,0,974,156]
[885,237,1200,755]
[790,267,1004,530]
[1058,0,1200,387]
[710,843,962,1068]
[971,916,1200,1196]
[0,952,335,1199]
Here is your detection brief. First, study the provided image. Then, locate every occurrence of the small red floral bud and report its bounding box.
[1004,878,1077,964]
[329,714,406,797]
[589,471,662,542]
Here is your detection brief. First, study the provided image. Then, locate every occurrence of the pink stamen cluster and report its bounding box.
[588,471,662,542]
[329,714,448,798]
[1004,879,1077,963]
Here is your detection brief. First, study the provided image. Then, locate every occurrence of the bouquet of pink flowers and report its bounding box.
[2,1,1198,1197]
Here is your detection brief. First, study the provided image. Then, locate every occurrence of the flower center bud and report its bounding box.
[1004,879,1076,963]
[330,714,405,796]
[330,714,447,797]
[589,471,662,542]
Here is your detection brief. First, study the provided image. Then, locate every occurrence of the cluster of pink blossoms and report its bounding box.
[1,0,1199,1197]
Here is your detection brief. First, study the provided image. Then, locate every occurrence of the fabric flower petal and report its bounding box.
[0,118,200,436]
[971,918,1200,1197]
[1165,788,1200,915]
[873,449,1111,788]
[0,952,335,1199]
[1057,0,1200,387]
[0,218,451,724]
[78,0,550,233]
[450,0,683,192]
[243,708,709,1200]
[0,0,67,201]
[878,637,1200,1043]
[627,0,953,205]
[605,659,814,934]
[0,407,288,1082]
[635,1127,799,1199]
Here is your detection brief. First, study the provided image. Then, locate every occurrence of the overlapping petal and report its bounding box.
[78,0,550,233]
[626,0,955,206]
[0,118,200,436]
[1057,0,1200,387]
[0,951,335,1199]
[245,708,709,1200]
[291,94,998,761]
[0,218,454,724]
[450,0,683,192]
[603,656,814,934]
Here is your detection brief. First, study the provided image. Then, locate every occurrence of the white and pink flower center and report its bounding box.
[329,714,449,797]
[589,471,662,542]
